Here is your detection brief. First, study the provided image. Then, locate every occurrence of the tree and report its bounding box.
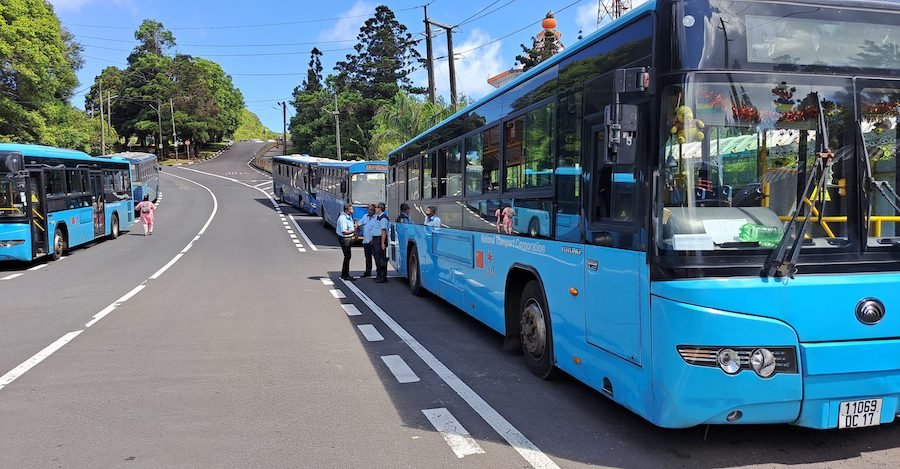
[302,48,324,93]
[0,0,83,143]
[370,92,454,157]
[515,12,563,72]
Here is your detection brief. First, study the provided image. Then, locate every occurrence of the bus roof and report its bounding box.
[0,143,94,160]
[388,0,657,158]
[272,154,334,165]
[316,160,388,172]
[106,152,157,163]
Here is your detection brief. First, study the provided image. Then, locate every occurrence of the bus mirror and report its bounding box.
[340,180,348,194]
[2,152,24,173]
[604,104,638,165]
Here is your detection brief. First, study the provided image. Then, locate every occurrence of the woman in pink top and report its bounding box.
[137,195,156,236]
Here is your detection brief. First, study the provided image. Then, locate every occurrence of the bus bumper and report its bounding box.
[0,224,32,262]
[651,295,900,429]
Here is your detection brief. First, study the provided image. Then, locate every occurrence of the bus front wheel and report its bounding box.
[109,214,120,239]
[520,280,557,379]
[51,227,67,261]
[408,248,424,296]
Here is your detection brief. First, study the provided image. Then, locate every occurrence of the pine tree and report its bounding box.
[302,48,323,93]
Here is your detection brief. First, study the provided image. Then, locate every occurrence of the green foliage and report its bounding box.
[234,108,277,141]
[370,92,456,157]
[516,30,562,72]
[0,0,83,143]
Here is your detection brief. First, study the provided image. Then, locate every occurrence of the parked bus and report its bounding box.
[108,152,159,211]
[272,154,330,214]
[316,160,388,236]
[0,144,134,262]
[387,0,900,429]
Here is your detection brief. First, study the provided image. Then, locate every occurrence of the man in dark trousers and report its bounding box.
[372,202,389,283]
[336,203,355,281]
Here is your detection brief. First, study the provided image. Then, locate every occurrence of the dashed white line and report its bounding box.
[357,324,384,342]
[286,213,318,251]
[27,264,47,271]
[341,304,362,316]
[1,273,23,280]
[422,408,486,458]
[341,280,560,469]
[381,355,420,383]
[329,289,346,299]
[320,278,334,286]
[0,330,84,391]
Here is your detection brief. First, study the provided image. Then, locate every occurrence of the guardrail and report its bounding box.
[250,142,276,173]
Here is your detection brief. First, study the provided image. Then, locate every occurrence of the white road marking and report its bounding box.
[84,304,117,328]
[0,330,83,391]
[422,408,486,458]
[357,324,384,342]
[254,181,272,188]
[341,304,362,316]
[381,355,420,383]
[342,280,560,469]
[320,278,334,286]
[27,264,47,271]
[329,289,346,299]
[178,166,318,252]
[289,234,297,239]
[1,273,23,280]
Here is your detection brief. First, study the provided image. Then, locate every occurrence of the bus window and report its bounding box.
[408,157,421,200]
[423,152,436,199]
[482,125,500,192]
[465,133,482,196]
[440,141,463,198]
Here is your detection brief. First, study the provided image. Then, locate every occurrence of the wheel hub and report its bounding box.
[521,300,546,358]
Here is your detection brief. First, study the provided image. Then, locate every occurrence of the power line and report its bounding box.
[64,5,422,31]
[76,34,359,48]
[457,0,520,27]
[80,43,355,57]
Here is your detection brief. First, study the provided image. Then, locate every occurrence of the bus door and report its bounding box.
[26,171,47,258]
[89,170,105,238]
[582,113,643,366]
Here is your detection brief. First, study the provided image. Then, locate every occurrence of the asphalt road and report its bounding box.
[1,141,898,468]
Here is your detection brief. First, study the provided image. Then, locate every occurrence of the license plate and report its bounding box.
[838,398,882,429]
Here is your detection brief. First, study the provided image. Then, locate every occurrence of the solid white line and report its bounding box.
[381,355,420,383]
[357,324,384,342]
[1,273,23,280]
[178,166,319,251]
[116,284,146,304]
[254,181,272,188]
[330,289,346,299]
[27,264,47,271]
[341,304,362,316]
[149,253,184,280]
[85,304,117,328]
[342,280,560,469]
[422,408,486,458]
[0,330,83,391]
[320,278,334,286]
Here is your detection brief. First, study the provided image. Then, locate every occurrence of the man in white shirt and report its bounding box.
[357,204,376,277]
[336,203,355,280]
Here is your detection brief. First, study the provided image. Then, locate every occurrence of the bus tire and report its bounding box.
[408,247,424,296]
[520,279,557,379]
[528,217,540,237]
[109,214,120,239]
[51,226,67,261]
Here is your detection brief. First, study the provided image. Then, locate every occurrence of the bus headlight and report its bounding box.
[716,348,741,375]
[749,348,777,378]
[0,240,25,247]
[677,345,798,377]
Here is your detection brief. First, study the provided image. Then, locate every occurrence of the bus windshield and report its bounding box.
[350,172,386,205]
[0,178,26,219]
[657,74,857,258]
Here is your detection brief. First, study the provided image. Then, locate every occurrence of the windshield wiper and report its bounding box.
[859,119,900,237]
[763,93,834,278]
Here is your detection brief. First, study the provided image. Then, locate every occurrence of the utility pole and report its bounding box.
[278,101,287,155]
[423,5,436,104]
[170,98,178,160]
[332,94,342,161]
[427,19,458,109]
[157,101,164,158]
[99,79,106,154]
[107,91,112,149]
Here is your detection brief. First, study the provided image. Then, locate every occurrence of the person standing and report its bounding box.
[372,202,390,283]
[336,203,355,280]
[137,195,156,236]
[395,203,411,223]
[357,204,376,277]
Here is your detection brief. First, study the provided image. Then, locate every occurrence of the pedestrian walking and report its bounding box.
[357,204,376,277]
[137,195,156,236]
[372,202,390,283]
[336,203,355,280]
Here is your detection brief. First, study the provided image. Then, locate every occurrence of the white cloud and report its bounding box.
[428,28,505,103]
[319,0,374,42]
[49,0,135,12]
[575,3,599,38]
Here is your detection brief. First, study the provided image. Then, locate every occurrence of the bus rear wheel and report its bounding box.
[51,227,67,261]
[520,280,557,379]
[408,248,424,296]
[109,214,120,239]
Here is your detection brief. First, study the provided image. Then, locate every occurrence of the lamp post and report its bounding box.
[332,94,342,161]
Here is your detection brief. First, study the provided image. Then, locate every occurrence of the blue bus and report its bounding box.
[387,0,900,429]
[0,144,134,262]
[108,152,159,211]
[272,154,330,214]
[316,160,388,237]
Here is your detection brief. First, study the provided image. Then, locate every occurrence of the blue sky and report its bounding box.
[50,0,648,131]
